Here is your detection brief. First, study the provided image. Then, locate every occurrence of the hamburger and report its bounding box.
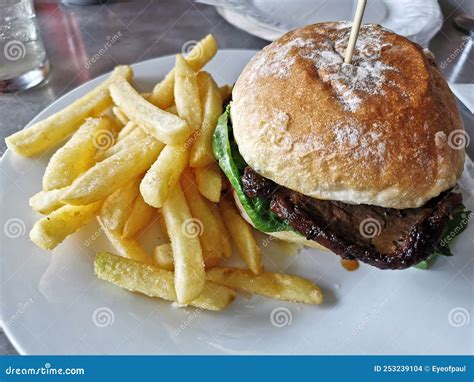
[213,22,468,270]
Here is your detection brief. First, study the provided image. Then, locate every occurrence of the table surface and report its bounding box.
[1,0,473,355]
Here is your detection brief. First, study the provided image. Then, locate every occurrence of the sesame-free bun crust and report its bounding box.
[232,23,465,209]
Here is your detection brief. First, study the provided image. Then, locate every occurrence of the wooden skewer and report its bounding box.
[344,0,368,64]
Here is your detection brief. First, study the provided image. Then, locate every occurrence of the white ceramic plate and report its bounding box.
[212,0,443,46]
[1,50,473,355]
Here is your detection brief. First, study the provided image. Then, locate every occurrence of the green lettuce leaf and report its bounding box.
[212,104,294,233]
[415,207,471,269]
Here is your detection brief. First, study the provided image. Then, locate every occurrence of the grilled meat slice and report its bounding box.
[242,166,463,269]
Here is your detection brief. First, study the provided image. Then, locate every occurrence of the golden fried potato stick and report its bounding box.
[109,77,191,145]
[219,196,263,275]
[209,203,233,258]
[30,201,102,250]
[61,136,163,205]
[194,163,222,203]
[97,217,151,264]
[42,117,114,191]
[207,267,323,305]
[161,182,205,304]
[96,123,147,161]
[99,178,141,233]
[30,187,67,215]
[152,243,174,271]
[174,55,202,132]
[112,106,129,125]
[150,34,217,109]
[6,65,132,156]
[116,120,136,140]
[181,169,222,267]
[95,252,235,311]
[122,193,155,239]
[165,105,178,115]
[157,210,170,242]
[140,143,189,208]
[190,72,223,168]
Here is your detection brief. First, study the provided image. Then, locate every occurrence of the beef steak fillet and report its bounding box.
[242,166,463,270]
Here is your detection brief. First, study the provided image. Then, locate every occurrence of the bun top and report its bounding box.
[231,22,465,209]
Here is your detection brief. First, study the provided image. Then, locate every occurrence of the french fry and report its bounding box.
[181,169,222,267]
[219,196,263,275]
[152,243,174,271]
[95,252,235,311]
[97,124,147,161]
[112,106,129,125]
[42,117,113,191]
[174,55,202,132]
[6,66,132,156]
[165,105,178,115]
[117,120,136,140]
[206,267,324,305]
[190,72,223,167]
[30,201,102,250]
[109,77,191,145]
[218,84,233,103]
[99,178,141,232]
[123,193,155,239]
[209,203,233,258]
[157,210,170,242]
[151,34,218,109]
[97,218,150,264]
[61,136,163,205]
[29,187,66,214]
[194,164,222,203]
[140,143,188,208]
[161,182,205,304]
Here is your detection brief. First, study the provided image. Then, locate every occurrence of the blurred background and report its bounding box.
[0,0,473,354]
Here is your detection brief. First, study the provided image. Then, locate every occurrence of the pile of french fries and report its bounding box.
[6,35,323,311]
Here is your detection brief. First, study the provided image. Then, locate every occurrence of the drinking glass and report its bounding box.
[0,0,49,92]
